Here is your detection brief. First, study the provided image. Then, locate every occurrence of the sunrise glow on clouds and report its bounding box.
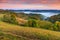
[0,0,60,10]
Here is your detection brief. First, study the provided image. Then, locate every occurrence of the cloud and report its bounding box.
[0,0,60,10]
[0,0,60,4]
[0,4,60,10]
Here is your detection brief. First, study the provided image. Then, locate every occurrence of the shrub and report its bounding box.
[53,21,58,31]
[25,19,54,30]
[26,19,38,27]
[53,21,60,31]
[2,13,18,25]
[37,21,54,30]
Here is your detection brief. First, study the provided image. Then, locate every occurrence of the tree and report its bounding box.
[54,21,60,31]
[53,21,59,31]
[2,13,18,25]
[48,14,60,23]
[27,19,38,27]
[29,13,45,20]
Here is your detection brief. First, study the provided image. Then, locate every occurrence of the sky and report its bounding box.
[0,0,60,10]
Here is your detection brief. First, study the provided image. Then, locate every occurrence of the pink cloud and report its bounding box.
[0,0,60,4]
[0,3,60,10]
[0,0,60,10]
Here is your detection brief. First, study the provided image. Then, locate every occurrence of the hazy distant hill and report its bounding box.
[10,10,60,13]
[15,13,44,20]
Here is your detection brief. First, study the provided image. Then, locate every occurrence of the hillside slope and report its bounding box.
[0,21,60,40]
[0,31,25,40]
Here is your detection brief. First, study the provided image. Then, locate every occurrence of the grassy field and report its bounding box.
[0,14,60,40]
[0,21,60,40]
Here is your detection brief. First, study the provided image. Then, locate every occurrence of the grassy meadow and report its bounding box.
[0,20,60,40]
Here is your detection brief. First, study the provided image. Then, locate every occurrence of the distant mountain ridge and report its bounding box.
[10,10,60,13]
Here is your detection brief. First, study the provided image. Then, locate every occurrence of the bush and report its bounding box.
[26,19,38,27]
[2,13,18,25]
[37,21,54,30]
[25,19,54,30]
[53,21,60,31]
[25,19,60,31]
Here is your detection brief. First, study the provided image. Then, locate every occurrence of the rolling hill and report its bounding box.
[0,12,60,40]
[0,21,60,40]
